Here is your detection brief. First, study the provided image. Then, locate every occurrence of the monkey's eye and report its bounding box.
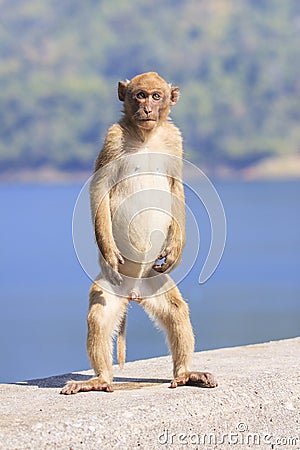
[136,91,146,99]
[152,93,161,101]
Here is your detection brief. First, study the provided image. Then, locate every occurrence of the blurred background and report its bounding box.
[0,0,299,382]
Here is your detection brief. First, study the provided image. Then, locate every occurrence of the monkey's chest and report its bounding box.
[110,163,172,263]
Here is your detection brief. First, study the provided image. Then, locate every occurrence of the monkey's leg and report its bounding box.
[141,284,217,389]
[61,281,127,395]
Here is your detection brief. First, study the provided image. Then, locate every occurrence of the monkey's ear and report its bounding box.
[118,81,129,102]
[170,87,180,106]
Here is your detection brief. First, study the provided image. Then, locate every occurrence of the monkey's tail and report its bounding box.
[117,309,127,367]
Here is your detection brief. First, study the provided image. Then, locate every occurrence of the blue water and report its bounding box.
[0,180,299,383]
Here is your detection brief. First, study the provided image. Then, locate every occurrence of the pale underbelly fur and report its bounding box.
[111,171,172,279]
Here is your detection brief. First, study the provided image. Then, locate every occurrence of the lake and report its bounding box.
[0,180,299,383]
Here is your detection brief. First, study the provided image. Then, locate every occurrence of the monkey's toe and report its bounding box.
[187,371,218,388]
[60,381,81,395]
[170,371,218,389]
[60,378,114,395]
[170,373,190,388]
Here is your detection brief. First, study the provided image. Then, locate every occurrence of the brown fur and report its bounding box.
[61,72,217,395]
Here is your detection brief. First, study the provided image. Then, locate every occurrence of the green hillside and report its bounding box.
[1,0,300,175]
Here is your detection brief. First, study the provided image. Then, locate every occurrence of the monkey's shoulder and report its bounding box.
[95,124,124,170]
[104,123,125,148]
[162,121,182,138]
[160,121,183,155]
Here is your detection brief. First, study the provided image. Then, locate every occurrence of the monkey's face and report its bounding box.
[130,89,167,130]
[118,72,179,131]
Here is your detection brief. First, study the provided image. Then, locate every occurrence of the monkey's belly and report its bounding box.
[111,173,172,278]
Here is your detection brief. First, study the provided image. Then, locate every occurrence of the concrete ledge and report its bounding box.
[0,337,299,449]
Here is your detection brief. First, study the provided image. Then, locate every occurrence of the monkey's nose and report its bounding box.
[144,106,152,115]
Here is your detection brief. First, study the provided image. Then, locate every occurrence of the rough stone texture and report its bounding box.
[0,338,299,450]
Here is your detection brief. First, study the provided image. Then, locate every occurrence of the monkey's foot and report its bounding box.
[60,377,113,395]
[170,371,218,389]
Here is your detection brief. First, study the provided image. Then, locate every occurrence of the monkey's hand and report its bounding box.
[153,243,182,273]
[100,245,125,285]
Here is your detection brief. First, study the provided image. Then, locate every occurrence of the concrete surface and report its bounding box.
[0,337,299,450]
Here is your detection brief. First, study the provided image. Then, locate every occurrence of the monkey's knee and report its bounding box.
[89,280,106,306]
[87,280,127,358]
[87,285,106,337]
[165,289,193,324]
[160,289,195,376]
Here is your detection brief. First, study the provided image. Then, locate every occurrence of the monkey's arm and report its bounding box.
[90,125,124,284]
[153,177,186,273]
[95,193,124,272]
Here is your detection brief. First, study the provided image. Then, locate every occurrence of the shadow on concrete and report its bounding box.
[14,373,91,389]
[13,374,170,389]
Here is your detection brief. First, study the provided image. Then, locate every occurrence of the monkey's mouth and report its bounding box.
[135,116,157,128]
[140,118,156,121]
[138,119,157,129]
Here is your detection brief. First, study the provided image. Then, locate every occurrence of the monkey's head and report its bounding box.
[118,72,179,131]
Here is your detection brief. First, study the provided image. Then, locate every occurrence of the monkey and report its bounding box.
[61,72,217,394]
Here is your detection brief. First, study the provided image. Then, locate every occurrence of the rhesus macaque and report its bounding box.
[61,72,217,394]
